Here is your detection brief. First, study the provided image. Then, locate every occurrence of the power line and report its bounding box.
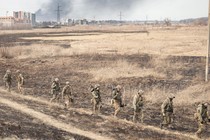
[55,3,62,23]
[119,11,123,22]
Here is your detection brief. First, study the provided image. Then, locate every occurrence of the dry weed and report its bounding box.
[87,59,165,81]
[6,44,73,59]
[174,83,210,106]
[0,47,14,58]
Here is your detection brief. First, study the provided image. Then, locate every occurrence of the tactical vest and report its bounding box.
[52,82,60,91]
[5,74,12,82]
[92,89,101,99]
[112,90,122,100]
[137,96,144,107]
[166,102,173,113]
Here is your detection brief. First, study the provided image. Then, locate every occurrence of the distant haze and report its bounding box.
[0,0,208,21]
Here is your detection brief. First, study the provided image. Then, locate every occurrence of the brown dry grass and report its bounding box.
[2,25,209,106]
[86,59,165,82]
[2,26,207,60]
[174,83,210,105]
[20,26,207,57]
[0,47,14,58]
[4,44,72,59]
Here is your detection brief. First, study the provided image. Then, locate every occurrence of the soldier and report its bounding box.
[133,90,145,123]
[16,70,24,94]
[3,69,12,92]
[194,102,210,138]
[111,85,125,117]
[160,95,175,129]
[90,84,102,114]
[50,78,61,103]
[61,81,73,108]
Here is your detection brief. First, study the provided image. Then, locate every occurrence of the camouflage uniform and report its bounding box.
[133,90,145,123]
[50,78,61,103]
[112,85,125,117]
[61,81,73,108]
[3,70,12,92]
[160,95,175,128]
[194,103,209,138]
[16,70,24,94]
[91,84,102,114]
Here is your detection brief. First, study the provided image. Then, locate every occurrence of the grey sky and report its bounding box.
[0,0,208,21]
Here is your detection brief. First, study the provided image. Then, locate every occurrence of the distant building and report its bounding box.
[0,11,36,29]
[13,11,36,25]
[31,14,36,26]
[0,16,15,27]
[75,19,88,25]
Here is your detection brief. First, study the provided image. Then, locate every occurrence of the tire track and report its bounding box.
[0,94,113,140]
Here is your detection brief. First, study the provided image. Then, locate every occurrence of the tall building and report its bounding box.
[0,11,36,29]
[31,14,36,26]
[12,11,36,24]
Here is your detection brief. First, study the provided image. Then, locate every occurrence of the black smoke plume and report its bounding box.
[36,0,144,21]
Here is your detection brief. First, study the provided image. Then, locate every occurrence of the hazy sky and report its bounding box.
[0,0,208,21]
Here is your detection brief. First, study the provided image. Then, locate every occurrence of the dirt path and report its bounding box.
[0,88,198,140]
[0,93,113,140]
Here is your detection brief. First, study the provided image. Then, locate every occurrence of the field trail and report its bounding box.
[0,88,198,140]
[0,93,112,140]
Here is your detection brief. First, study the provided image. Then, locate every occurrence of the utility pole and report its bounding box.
[119,11,123,23]
[56,3,62,24]
[205,0,210,82]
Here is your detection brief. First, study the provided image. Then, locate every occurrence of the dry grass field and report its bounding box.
[0,25,209,140]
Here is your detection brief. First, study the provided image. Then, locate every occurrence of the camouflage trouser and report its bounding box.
[195,122,207,137]
[5,81,12,92]
[113,100,121,117]
[161,112,173,127]
[91,98,101,114]
[133,107,144,123]
[50,90,60,103]
[17,83,24,94]
[64,94,73,108]
[194,113,208,137]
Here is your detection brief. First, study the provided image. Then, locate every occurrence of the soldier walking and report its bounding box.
[50,78,61,103]
[160,95,175,129]
[3,69,12,92]
[194,102,210,138]
[61,81,73,108]
[111,85,125,117]
[90,84,102,114]
[133,90,145,123]
[16,70,24,94]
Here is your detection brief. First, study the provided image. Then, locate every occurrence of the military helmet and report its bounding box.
[54,78,59,82]
[66,81,70,85]
[116,85,122,90]
[94,84,100,89]
[168,94,175,99]
[16,70,20,73]
[204,102,208,107]
[6,69,11,73]
[138,90,144,95]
